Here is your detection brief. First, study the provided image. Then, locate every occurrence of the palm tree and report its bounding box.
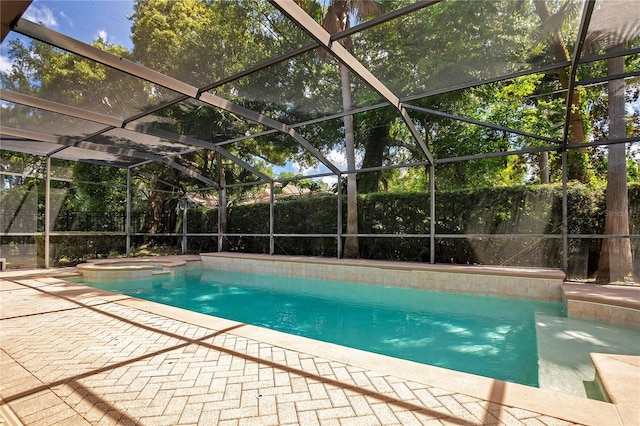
[320,0,379,258]
[585,1,639,282]
[594,45,636,283]
[533,0,590,184]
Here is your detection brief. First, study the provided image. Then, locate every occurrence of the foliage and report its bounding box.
[179,183,639,279]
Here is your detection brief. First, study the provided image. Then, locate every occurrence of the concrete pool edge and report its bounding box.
[201,252,566,302]
[76,255,202,281]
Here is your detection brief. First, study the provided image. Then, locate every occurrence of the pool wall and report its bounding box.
[562,283,640,328]
[76,255,202,281]
[201,253,566,302]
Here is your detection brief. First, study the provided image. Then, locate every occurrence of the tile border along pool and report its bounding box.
[201,253,567,301]
[0,255,637,425]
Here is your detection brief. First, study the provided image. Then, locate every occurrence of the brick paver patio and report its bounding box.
[0,272,592,425]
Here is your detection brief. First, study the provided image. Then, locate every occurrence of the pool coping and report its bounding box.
[76,255,202,280]
[2,255,638,425]
[201,252,567,303]
[203,252,567,279]
[562,282,640,328]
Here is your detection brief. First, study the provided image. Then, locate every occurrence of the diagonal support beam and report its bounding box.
[0,89,274,185]
[0,89,124,127]
[158,158,218,188]
[198,92,340,174]
[400,107,434,165]
[269,0,434,165]
[129,123,274,184]
[133,170,184,192]
[1,126,218,187]
[403,104,561,144]
[212,146,273,184]
[12,18,340,175]
[270,1,399,105]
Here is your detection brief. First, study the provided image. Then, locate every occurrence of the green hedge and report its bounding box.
[187,183,639,278]
[26,182,638,277]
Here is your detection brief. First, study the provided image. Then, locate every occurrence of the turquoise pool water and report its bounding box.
[79,268,640,397]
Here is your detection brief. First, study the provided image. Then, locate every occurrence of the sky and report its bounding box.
[27,0,134,48]
[1,0,135,74]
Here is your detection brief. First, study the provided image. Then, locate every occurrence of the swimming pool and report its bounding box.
[79,267,640,399]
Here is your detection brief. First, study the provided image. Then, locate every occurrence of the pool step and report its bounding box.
[152,270,171,275]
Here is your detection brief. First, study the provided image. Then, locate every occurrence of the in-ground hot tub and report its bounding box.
[76,255,201,281]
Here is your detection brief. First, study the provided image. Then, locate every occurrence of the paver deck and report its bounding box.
[0,268,635,426]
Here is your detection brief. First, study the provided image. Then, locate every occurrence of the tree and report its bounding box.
[595,46,636,282]
[585,0,640,282]
[320,0,379,258]
[533,0,591,184]
[129,0,314,245]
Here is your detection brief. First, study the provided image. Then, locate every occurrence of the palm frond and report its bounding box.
[322,4,344,34]
[584,0,640,55]
[351,0,380,20]
[318,0,380,60]
[530,0,582,51]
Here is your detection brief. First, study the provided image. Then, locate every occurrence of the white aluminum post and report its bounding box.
[430,164,436,264]
[126,168,131,257]
[337,173,342,258]
[182,195,187,254]
[270,182,275,255]
[44,156,51,268]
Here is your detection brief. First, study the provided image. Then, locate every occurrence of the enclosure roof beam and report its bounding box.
[400,62,571,104]
[125,124,273,184]
[12,18,340,176]
[0,126,168,163]
[13,19,198,97]
[269,0,434,165]
[215,103,389,147]
[329,0,441,43]
[212,146,274,184]
[131,170,183,193]
[197,92,340,175]
[269,2,399,107]
[0,0,31,42]
[158,159,218,188]
[1,126,218,188]
[0,89,124,128]
[127,123,274,184]
[403,104,560,144]
[202,1,439,94]
[0,101,201,172]
[576,71,640,87]
[2,89,246,180]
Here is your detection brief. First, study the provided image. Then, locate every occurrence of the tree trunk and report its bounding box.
[595,47,636,283]
[539,151,550,184]
[359,124,388,193]
[216,152,229,251]
[534,0,590,183]
[148,191,164,234]
[341,63,359,258]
